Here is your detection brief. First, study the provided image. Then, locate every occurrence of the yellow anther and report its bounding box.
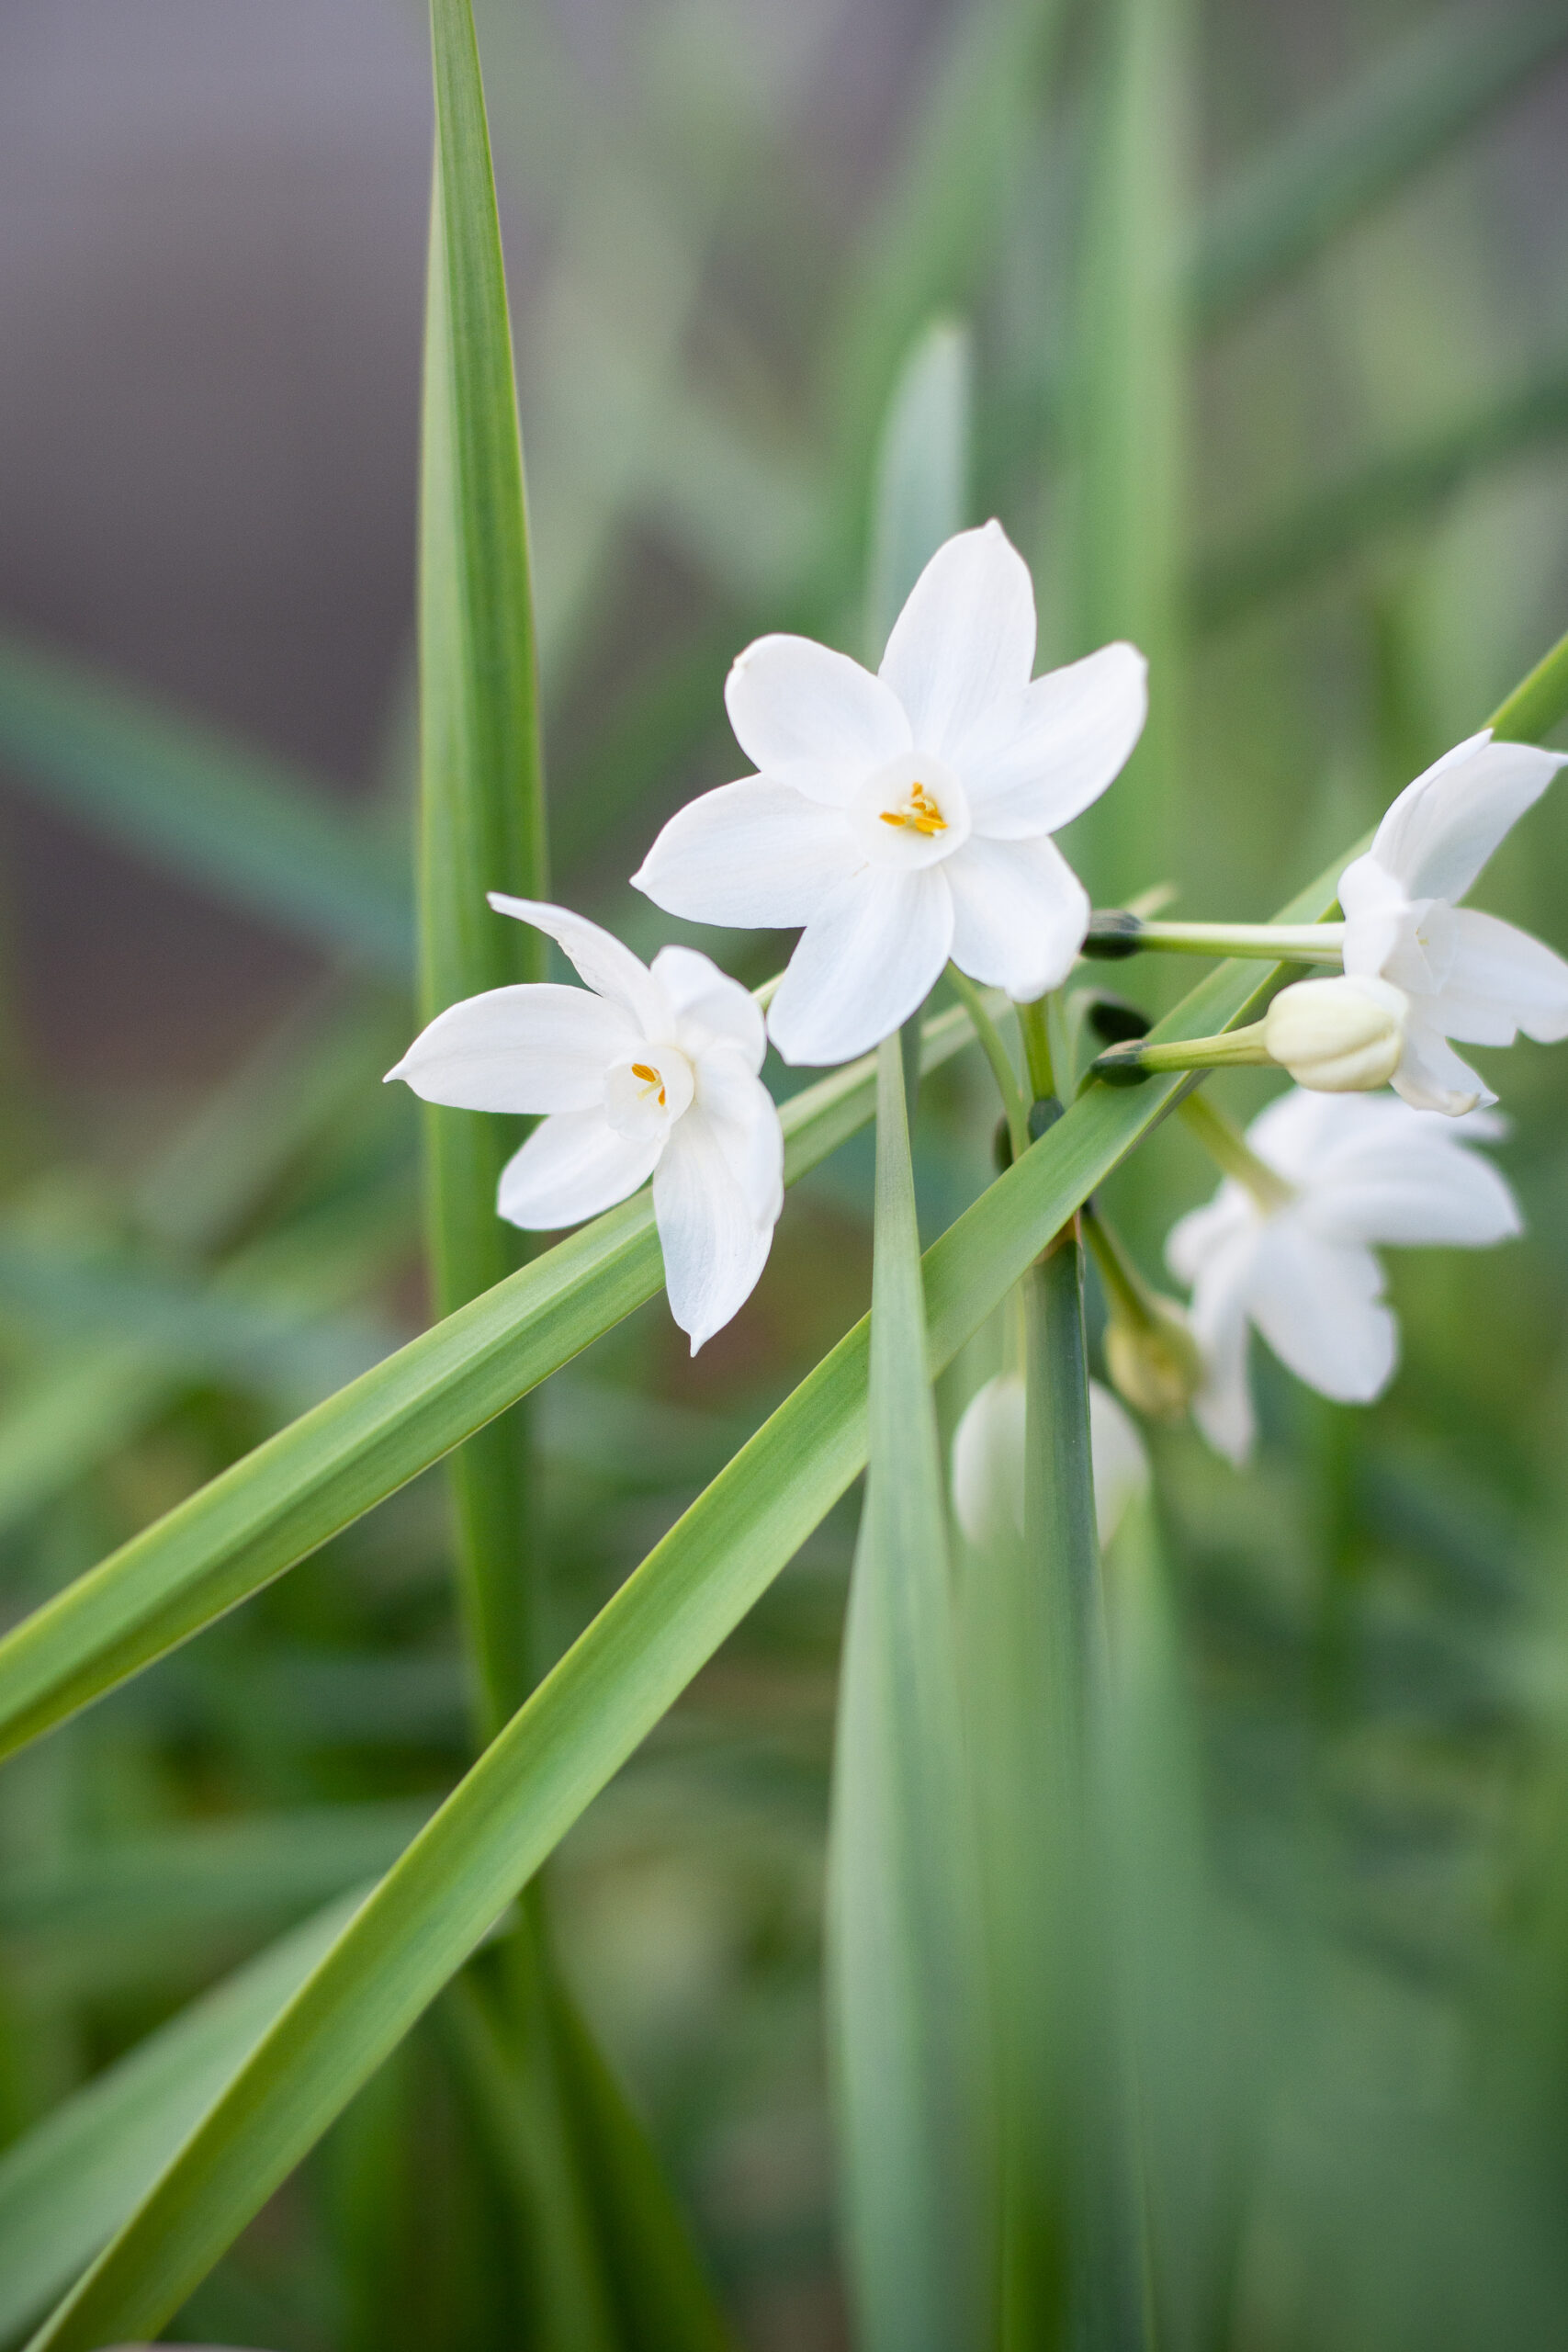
[631,1060,667,1107]
[878,780,948,837]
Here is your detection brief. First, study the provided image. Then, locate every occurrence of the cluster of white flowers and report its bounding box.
[387,522,1562,1487]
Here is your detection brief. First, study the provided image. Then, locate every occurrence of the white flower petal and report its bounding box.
[1435,908,1568,1046]
[1307,1143,1520,1250]
[951,1372,1027,1550]
[725,635,910,804]
[386,985,638,1113]
[1392,1018,1494,1117]
[1165,1185,1254,1288]
[497,1110,661,1230]
[1247,1222,1396,1405]
[651,944,768,1072]
[692,1045,785,1227]
[1367,730,1567,904]
[1089,1380,1150,1550]
[487,896,670,1036]
[631,779,855,931]
[945,831,1090,1001]
[652,1109,774,1351]
[878,521,1036,757]
[1185,1224,1260,1466]
[765,865,953,1067]
[959,642,1148,838]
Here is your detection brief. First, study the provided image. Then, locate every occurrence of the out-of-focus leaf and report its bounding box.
[0,1007,984,1763]
[22,865,1357,2347]
[864,321,973,659]
[0,1803,434,1997]
[0,1892,364,2346]
[0,635,412,976]
[1194,361,1568,629]
[827,0,1062,546]
[828,1035,986,2352]
[1068,0,1193,903]
[1190,0,1568,331]
[0,1348,171,1542]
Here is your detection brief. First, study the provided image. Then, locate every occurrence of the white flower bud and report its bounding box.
[1261,976,1408,1092]
[951,1373,1149,1554]
[1104,1295,1201,1419]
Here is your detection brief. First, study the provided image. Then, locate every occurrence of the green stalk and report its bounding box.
[1084,918,1347,963]
[828,1035,987,2352]
[1179,1091,1293,1212]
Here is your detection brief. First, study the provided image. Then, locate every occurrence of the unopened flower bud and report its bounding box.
[1104,1295,1201,1420]
[951,1372,1149,1553]
[1261,976,1407,1092]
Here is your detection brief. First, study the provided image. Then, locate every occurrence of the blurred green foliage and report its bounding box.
[0,0,1565,2343]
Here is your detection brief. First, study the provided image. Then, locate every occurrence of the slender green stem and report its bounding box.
[1097,1020,1273,1079]
[1179,1088,1293,1211]
[1081,1201,1161,1335]
[1086,916,1346,962]
[1016,996,1056,1104]
[947,966,1029,1158]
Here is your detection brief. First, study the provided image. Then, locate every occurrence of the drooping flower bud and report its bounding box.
[1103,1294,1201,1420]
[1261,976,1408,1093]
[951,1372,1150,1553]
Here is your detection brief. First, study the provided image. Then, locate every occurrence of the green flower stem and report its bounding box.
[1096,1020,1273,1080]
[1016,996,1056,1104]
[1081,1199,1163,1335]
[1179,1087,1293,1211]
[1085,916,1345,962]
[947,966,1029,1159]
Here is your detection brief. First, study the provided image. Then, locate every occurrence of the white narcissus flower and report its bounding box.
[1338,729,1568,1114]
[632,522,1146,1068]
[951,1372,1150,1555]
[386,899,783,1353]
[1166,1090,1520,1465]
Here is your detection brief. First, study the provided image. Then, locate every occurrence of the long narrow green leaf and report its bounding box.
[1193,360,1568,630]
[22,864,1353,2347]
[0,1893,364,2345]
[0,634,411,976]
[1190,0,1568,331]
[828,1036,986,2352]
[1068,0,1193,903]
[421,0,549,1735]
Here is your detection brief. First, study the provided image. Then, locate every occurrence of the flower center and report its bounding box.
[852,751,970,868]
[877,779,948,837]
[604,1046,694,1142]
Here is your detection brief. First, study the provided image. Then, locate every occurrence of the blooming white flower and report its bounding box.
[951,1371,1150,1555]
[386,898,784,1353]
[1261,973,1408,1092]
[1339,729,1568,1114]
[1166,1089,1520,1464]
[631,523,1146,1067]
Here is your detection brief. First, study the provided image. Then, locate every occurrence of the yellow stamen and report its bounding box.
[631,1060,667,1107]
[878,779,947,836]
